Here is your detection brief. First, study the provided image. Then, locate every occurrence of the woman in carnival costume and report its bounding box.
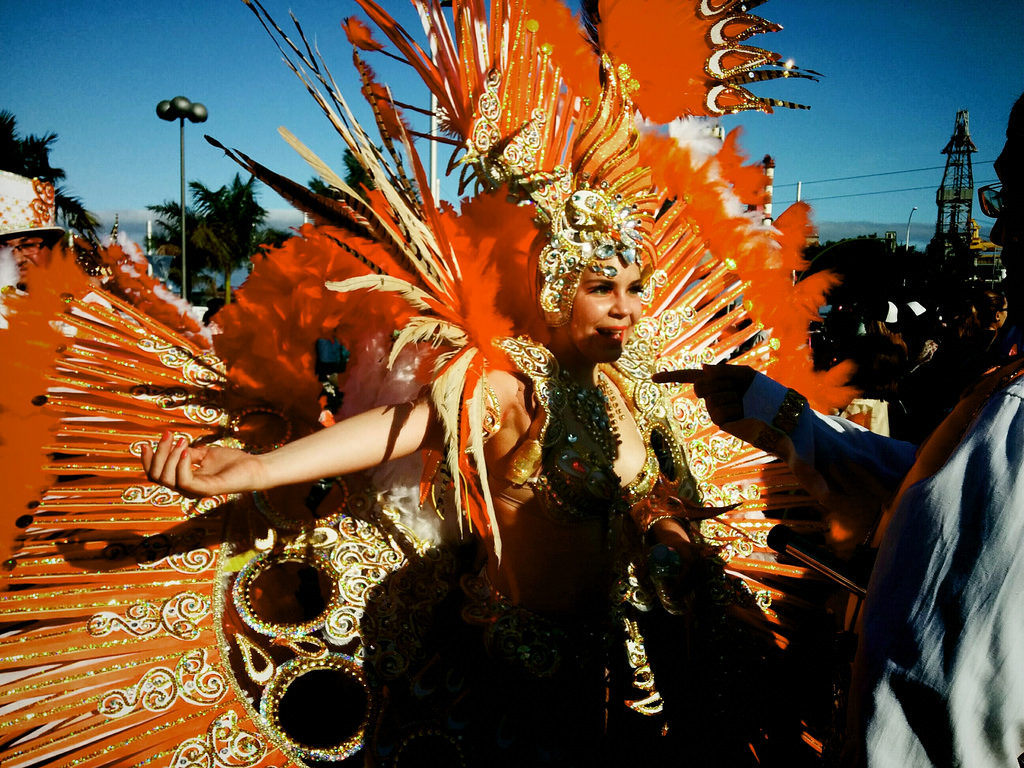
[0,1,856,766]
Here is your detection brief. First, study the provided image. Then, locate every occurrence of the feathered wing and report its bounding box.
[619,124,855,636]
[0,244,452,768]
[0,254,254,768]
[0,0,851,765]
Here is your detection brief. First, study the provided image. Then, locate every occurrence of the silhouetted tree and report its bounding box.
[149,174,289,303]
[0,110,99,240]
[0,111,99,240]
[308,147,375,198]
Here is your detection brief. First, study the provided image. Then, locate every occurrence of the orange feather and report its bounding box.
[342,16,385,52]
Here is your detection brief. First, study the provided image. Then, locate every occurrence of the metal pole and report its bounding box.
[429,34,439,200]
[157,96,205,300]
[905,206,918,251]
[179,117,187,300]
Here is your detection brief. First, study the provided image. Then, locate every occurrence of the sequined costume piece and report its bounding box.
[496,335,672,522]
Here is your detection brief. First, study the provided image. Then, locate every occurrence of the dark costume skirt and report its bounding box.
[362,551,819,767]
[368,570,615,767]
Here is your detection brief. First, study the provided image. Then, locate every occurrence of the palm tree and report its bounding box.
[148,174,289,303]
[0,110,99,240]
[308,147,375,198]
[146,199,202,292]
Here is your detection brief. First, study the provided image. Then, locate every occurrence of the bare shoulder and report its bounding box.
[484,368,533,448]
[486,368,526,408]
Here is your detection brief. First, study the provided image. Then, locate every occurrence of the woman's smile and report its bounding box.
[560,261,645,368]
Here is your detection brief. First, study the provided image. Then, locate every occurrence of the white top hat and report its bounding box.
[0,170,65,245]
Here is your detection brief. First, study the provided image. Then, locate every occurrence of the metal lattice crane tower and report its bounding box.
[932,109,977,257]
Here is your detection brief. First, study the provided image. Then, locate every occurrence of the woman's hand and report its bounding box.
[141,432,264,498]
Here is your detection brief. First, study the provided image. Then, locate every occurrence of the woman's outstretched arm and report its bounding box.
[142,397,437,498]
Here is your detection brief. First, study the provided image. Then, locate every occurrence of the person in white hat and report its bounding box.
[0,169,65,291]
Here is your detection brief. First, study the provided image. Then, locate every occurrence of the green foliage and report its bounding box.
[308,148,376,199]
[148,174,289,303]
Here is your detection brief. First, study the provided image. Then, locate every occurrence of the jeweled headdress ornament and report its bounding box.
[533,58,658,325]
[464,54,659,326]
[535,180,650,325]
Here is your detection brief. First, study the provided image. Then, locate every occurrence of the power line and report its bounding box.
[775,178,998,203]
[773,160,996,189]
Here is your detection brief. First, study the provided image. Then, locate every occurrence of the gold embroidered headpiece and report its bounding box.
[463,51,658,326]
[528,58,655,325]
[529,58,657,326]
[534,178,652,326]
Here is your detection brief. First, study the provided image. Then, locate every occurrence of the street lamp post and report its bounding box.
[156,96,208,300]
[905,206,919,252]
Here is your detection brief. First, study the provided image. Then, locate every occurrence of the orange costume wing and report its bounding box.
[0,243,450,767]
[626,127,855,627]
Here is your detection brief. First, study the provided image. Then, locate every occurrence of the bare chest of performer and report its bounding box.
[480,340,660,617]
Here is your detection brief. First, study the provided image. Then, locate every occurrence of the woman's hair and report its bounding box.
[953,289,1007,337]
[847,331,908,399]
[975,289,1008,329]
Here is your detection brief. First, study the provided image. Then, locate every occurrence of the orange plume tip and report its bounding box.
[342,16,385,51]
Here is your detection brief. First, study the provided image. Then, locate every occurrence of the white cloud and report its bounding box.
[94,209,969,260]
[92,209,307,252]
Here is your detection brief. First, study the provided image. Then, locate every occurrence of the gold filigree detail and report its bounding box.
[183,352,228,386]
[640,268,668,304]
[166,548,216,574]
[325,515,407,647]
[708,433,743,463]
[89,601,160,638]
[495,336,557,380]
[613,561,657,612]
[671,397,702,439]
[132,340,226,389]
[182,404,226,425]
[187,494,234,517]
[88,591,210,640]
[121,484,183,506]
[98,667,176,716]
[97,648,226,717]
[129,384,191,409]
[622,618,664,715]
[278,635,329,659]
[287,525,340,552]
[494,336,564,447]
[170,710,266,768]
[235,633,276,686]
[685,440,715,481]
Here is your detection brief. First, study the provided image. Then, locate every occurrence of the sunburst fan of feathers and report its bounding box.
[0,1,857,764]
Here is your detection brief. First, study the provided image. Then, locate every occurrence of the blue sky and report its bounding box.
[3,0,1022,250]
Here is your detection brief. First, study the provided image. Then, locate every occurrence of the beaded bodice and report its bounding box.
[496,336,665,523]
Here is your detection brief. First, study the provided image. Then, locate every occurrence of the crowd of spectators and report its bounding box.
[811,285,1014,441]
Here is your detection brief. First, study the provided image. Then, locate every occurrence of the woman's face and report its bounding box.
[565,261,644,364]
